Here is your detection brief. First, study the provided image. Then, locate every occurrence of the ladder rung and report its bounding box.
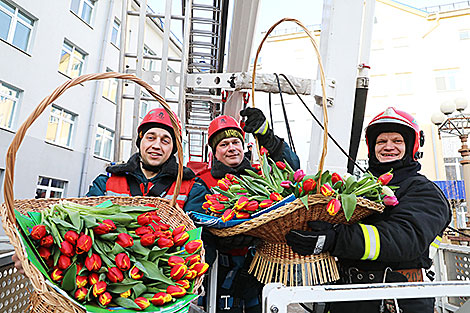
[191,17,221,25]
[124,53,182,62]
[190,41,217,47]
[189,63,216,68]
[191,29,218,36]
[190,52,218,58]
[192,3,220,11]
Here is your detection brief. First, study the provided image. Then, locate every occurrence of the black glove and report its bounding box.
[285,221,336,256]
[215,234,261,253]
[240,108,283,159]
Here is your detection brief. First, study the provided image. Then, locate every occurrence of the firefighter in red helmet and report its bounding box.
[86,108,209,212]
[196,108,300,313]
[286,107,451,313]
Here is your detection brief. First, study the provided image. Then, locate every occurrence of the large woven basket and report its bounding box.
[1,72,203,313]
[210,19,384,286]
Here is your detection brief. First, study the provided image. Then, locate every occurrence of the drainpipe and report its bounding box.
[431,126,441,180]
[78,0,115,196]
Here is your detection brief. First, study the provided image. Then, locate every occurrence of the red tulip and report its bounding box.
[383,195,399,206]
[120,289,132,298]
[276,161,286,170]
[217,179,230,191]
[85,253,102,272]
[168,256,185,267]
[235,211,250,219]
[167,285,186,298]
[259,147,269,156]
[210,203,226,213]
[51,268,63,282]
[64,230,79,245]
[140,233,157,247]
[75,287,87,301]
[99,292,112,306]
[217,194,229,202]
[76,262,83,274]
[150,211,161,222]
[175,279,191,289]
[326,199,341,216]
[259,199,273,209]
[234,196,249,211]
[173,232,190,247]
[88,272,99,285]
[170,264,188,280]
[269,192,283,201]
[93,222,112,235]
[320,183,334,197]
[192,262,210,276]
[244,201,259,212]
[302,179,316,194]
[151,292,172,306]
[135,226,153,237]
[172,225,186,236]
[30,225,46,240]
[221,209,235,222]
[135,297,150,310]
[116,233,134,248]
[378,172,393,185]
[76,234,92,254]
[92,281,107,297]
[156,222,170,231]
[102,219,116,231]
[115,253,131,271]
[45,258,54,268]
[107,267,124,283]
[40,235,54,248]
[331,173,344,186]
[130,266,143,279]
[185,240,203,254]
[184,270,198,280]
[185,254,201,266]
[137,212,153,226]
[38,247,51,260]
[225,173,236,181]
[76,275,87,288]
[59,241,75,257]
[157,237,174,248]
[57,255,71,270]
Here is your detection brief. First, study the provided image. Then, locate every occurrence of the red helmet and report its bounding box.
[366,107,423,160]
[208,115,245,143]
[138,108,182,137]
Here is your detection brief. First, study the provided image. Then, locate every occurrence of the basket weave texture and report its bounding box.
[1,72,201,312]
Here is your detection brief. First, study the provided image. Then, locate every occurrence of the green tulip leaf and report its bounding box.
[341,193,357,222]
[148,247,169,262]
[113,297,142,309]
[67,211,82,231]
[300,195,309,209]
[61,263,77,292]
[110,242,126,255]
[130,240,152,257]
[82,215,99,228]
[107,280,141,293]
[245,169,263,179]
[132,283,147,297]
[136,260,174,285]
[320,170,331,185]
[99,233,119,241]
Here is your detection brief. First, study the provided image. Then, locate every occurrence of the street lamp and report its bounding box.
[432,98,470,223]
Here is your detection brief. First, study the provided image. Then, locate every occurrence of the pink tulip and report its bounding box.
[383,196,399,206]
[294,169,306,182]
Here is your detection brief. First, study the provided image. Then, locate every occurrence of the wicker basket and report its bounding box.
[210,19,384,286]
[1,72,203,312]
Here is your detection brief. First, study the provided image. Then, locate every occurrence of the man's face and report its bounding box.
[375,132,406,163]
[139,127,173,168]
[215,137,244,167]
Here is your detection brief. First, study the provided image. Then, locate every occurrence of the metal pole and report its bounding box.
[114,0,129,161]
[159,0,173,100]
[458,134,470,222]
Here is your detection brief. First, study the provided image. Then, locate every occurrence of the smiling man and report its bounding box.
[286,107,451,313]
[86,108,208,212]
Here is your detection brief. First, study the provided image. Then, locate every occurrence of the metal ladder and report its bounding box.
[185,0,229,162]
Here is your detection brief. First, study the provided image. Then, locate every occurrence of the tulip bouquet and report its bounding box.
[202,152,397,223]
[15,200,208,312]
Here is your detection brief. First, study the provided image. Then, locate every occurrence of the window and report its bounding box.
[394,73,413,95]
[444,157,463,181]
[36,176,66,199]
[459,30,470,40]
[70,0,95,24]
[58,40,86,78]
[111,18,120,46]
[102,68,118,102]
[392,37,408,48]
[0,81,20,129]
[143,45,157,71]
[45,105,76,147]
[94,125,114,159]
[0,0,34,52]
[434,68,459,92]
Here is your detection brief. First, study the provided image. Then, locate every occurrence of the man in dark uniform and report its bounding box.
[286,107,451,313]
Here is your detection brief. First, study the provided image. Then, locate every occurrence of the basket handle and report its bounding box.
[250,18,329,178]
[3,72,183,225]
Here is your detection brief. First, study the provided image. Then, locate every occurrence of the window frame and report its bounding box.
[58,40,87,78]
[45,105,77,148]
[102,68,118,103]
[70,0,96,25]
[35,176,67,199]
[0,0,35,52]
[110,18,120,47]
[94,124,114,160]
[434,68,460,92]
[143,45,157,72]
[0,80,21,130]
